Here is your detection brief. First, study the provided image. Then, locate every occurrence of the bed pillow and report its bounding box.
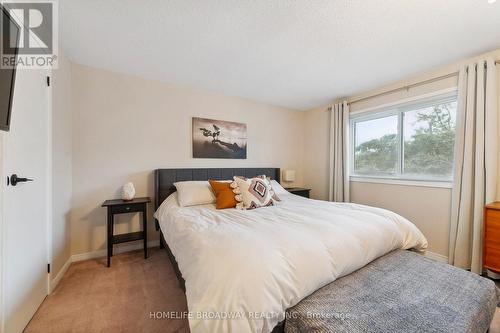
[270,179,288,196]
[231,176,276,210]
[208,180,237,209]
[173,181,216,207]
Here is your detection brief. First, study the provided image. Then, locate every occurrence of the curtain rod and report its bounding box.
[326,59,500,109]
[346,71,459,106]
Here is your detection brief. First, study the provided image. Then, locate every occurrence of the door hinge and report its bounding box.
[47,263,50,274]
[46,76,50,87]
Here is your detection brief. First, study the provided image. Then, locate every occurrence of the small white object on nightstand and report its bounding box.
[121,182,136,201]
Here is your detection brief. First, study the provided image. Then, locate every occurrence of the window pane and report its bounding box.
[403,100,457,180]
[354,115,398,176]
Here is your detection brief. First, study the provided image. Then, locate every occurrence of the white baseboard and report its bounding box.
[71,240,160,263]
[49,256,72,293]
[424,251,448,263]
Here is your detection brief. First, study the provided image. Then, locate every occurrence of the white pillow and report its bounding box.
[174,181,216,207]
[270,180,288,195]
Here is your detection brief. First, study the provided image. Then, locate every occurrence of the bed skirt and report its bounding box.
[285,250,499,333]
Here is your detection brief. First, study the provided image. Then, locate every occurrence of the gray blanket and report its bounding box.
[285,250,499,333]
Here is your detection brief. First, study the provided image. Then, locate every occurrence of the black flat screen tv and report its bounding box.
[0,5,19,132]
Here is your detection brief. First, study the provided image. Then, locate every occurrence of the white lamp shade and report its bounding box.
[283,170,295,182]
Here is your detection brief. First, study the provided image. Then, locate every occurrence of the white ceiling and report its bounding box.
[60,0,500,110]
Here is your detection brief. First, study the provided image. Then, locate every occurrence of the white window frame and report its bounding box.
[349,90,458,188]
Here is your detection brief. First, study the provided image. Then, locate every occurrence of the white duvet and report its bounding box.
[155,192,428,333]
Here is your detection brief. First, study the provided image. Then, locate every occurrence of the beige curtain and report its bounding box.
[449,59,498,274]
[329,101,350,202]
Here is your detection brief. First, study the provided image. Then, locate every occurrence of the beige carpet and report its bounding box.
[25,247,500,333]
[25,248,189,333]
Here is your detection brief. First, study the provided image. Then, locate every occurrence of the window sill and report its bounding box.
[349,176,453,189]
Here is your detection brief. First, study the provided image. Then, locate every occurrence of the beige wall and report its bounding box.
[303,48,500,258]
[70,64,305,255]
[303,107,330,200]
[51,51,73,276]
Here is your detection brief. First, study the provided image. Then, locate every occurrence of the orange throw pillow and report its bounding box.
[209,180,237,209]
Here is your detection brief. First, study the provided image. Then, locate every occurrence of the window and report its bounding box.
[350,93,457,183]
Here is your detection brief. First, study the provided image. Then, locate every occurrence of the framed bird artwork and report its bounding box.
[192,117,247,159]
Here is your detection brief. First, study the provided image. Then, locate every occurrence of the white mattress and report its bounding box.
[154,192,428,333]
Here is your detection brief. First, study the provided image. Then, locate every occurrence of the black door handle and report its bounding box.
[8,174,34,186]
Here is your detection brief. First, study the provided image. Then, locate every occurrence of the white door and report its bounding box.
[2,68,50,333]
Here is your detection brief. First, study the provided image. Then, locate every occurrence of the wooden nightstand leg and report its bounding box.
[110,217,114,257]
[143,207,148,259]
[107,209,112,267]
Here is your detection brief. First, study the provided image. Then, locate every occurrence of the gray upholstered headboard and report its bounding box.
[154,168,281,209]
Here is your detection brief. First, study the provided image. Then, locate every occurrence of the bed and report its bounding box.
[153,168,282,292]
[153,168,498,333]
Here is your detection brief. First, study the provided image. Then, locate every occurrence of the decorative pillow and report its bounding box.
[234,175,281,202]
[231,176,276,210]
[209,180,237,209]
[173,181,216,207]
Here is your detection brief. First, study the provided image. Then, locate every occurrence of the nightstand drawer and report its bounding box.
[484,246,500,271]
[485,210,500,248]
[110,204,144,214]
[484,203,500,273]
[486,209,500,221]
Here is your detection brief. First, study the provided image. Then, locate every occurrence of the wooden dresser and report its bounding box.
[484,202,500,273]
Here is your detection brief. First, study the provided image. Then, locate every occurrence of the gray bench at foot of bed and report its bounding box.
[285,250,499,333]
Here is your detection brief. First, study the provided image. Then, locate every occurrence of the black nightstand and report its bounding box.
[102,197,151,267]
[285,187,311,198]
